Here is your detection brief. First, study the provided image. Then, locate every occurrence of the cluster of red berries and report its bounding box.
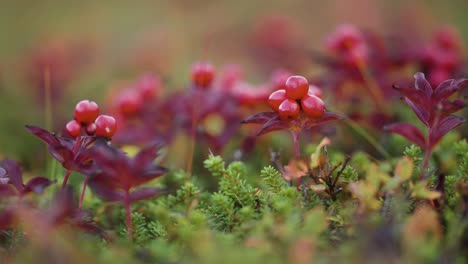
[268,75,325,121]
[115,74,162,116]
[325,24,368,66]
[191,61,215,89]
[65,100,117,139]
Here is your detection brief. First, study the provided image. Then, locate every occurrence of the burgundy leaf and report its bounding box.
[429,115,464,148]
[133,143,161,169]
[414,72,432,95]
[25,125,60,146]
[304,111,345,128]
[404,97,430,126]
[384,123,426,147]
[0,209,15,230]
[440,99,466,116]
[1,159,23,192]
[47,187,76,225]
[0,185,17,197]
[241,112,278,124]
[129,187,166,202]
[433,78,468,101]
[256,116,290,136]
[23,177,55,195]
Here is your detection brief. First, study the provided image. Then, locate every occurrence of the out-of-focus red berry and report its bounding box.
[74,100,100,124]
[85,122,96,135]
[137,74,162,100]
[278,99,300,121]
[268,89,287,111]
[307,85,323,98]
[301,95,325,119]
[65,120,81,138]
[285,75,308,99]
[270,69,292,90]
[95,115,117,138]
[191,62,215,88]
[117,90,143,116]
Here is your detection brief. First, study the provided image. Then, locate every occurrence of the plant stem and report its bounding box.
[61,169,71,190]
[420,147,432,180]
[124,190,133,241]
[345,119,391,159]
[291,130,302,188]
[78,176,88,209]
[355,59,386,113]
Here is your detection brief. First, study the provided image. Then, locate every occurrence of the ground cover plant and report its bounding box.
[0,2,468,263]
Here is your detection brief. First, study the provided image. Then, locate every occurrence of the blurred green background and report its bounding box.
[0,0,467,163]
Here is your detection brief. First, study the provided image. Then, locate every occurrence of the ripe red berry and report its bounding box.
[117,91,142,116]
[268,89,287,111]
[278,99,300,121]
[307,85,323,98]
[95,115,117,138]
[85,122,96,135]
[301,95,325,119]
[137,74,161,100]
[74,100,100,124]
[285,75,309,99]
[65,120,82,138]
[191,62,215,88]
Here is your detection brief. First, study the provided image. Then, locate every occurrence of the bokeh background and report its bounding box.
[0,0,467,164]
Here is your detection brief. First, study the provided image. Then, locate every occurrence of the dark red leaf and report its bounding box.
[414,72,432,95]
[1,159,23,192]
[429,115,464,147]
[404,97,430,126]
[256,116,290,136]
[304,111,345,128]
[129,187,166,202]
[23,177,55,195]
[25,125,60,146]
[384,123,426,147]
[433,78,468,101]
[0,209,15,230]
[133,143,161,169]
[0,185,17,197]
[241,112,278,124]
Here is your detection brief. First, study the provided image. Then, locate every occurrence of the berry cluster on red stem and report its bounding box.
[66,100,117,139]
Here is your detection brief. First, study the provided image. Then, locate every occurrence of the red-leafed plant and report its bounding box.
[385,72,467,179]
[85,141,167,240]
[242,75,343,186]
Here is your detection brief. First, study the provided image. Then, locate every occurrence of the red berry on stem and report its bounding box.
[117,90,143,116]
[95,115,117,138]
[191,62,215,88]
[285,75,308,99]
[74,100,100,124]
[65,120,82,138]
[278,99,300,121]
[301,95,325,119]
[268,89,287,111]
[85,122,96,135]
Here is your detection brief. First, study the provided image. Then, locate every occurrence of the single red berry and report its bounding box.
[191,62,215,88]
[268,89,287,111]
[301,95,325,119]
[138,74,162,100]
[74,100,100,124]
[117,90,143,116]
[85,122,96,135]
[285,75,308,99]
[95,115,117,138]
[307,85,323,98]
[65,120,82,138]
[278,99,300,121]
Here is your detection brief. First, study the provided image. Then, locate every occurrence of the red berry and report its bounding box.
[278,99,300,121]
[138,74,162,100]
[85,123,96,135]
[74,100,100,124]
[191,62,215,88]
[95,115,117,138]
[285,75,309,99]
[117,90,143,116]
[268,89,287,111]
[301,95,325,119]
[307,85,323,98]
[65,120,82,138]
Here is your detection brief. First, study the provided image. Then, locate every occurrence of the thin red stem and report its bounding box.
[78,176,89,209]
[61,169,71,190]
[124,190,133,241]
[291,131,302,188]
